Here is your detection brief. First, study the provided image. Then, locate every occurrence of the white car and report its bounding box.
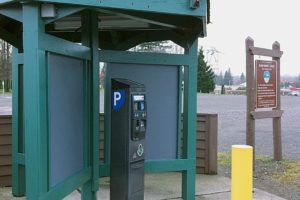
[290,91,300,96]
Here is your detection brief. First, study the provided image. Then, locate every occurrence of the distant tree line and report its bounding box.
[0,40,12,92]
[215,70,246,86]
[239,72,246,84]
[281,75,300,88]
[295,75,300,88]
[214,68,233,86]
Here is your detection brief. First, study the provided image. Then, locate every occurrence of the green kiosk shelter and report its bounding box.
[0,0,209,199]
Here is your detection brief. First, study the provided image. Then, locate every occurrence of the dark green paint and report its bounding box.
[81,10,100,199]
[99,50,190,65]
[99,159,196,177]
[0,4,22,22]
[182,40,198,200]
[12,47,25,196]
[39,33,91,60]
[37,0,207,17]
[177,66,184,158]
[5,0,207,199]
[40,168,91,200]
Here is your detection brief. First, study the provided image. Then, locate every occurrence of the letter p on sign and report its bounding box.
[114,92,121,106]
[112,89,125,110]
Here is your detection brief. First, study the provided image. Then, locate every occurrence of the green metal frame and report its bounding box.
[101,40,198,200]
[36,0,207,17]
[0,3,22,22]
[177,65,184,158]
[5,0,203,199]
[0,1,207,50]
[12,48,25,197]
[182,40,198,199]
[12,3,100,200]
[22,4,48,199]
[0,0,207,19]
[81,10,100,197]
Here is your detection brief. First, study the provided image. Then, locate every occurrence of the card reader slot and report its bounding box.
[130,160,145,168]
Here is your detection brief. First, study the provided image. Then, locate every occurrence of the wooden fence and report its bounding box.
[0,113,217,187]
[196,114,218,174]
[0,115,12,187]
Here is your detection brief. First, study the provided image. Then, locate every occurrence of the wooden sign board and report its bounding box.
[255,60,277,109]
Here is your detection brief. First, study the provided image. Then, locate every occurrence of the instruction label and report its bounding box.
[256,60,277,109]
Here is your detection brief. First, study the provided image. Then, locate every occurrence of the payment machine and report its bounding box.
[111,79,146,200]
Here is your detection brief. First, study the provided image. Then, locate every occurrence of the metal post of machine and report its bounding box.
[111,78,147,200]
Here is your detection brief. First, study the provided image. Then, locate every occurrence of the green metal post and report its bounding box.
[81,10,99,200]
[12,47,25,196]
[104,62,111,164]
[177,65,183,158]
[22,3,48,200]
[182,39,198,200]
[90,11,100,193]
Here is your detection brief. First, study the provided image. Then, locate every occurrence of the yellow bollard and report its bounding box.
[231,145,253,200]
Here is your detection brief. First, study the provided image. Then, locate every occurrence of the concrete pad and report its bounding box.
[0,188,25,200]
[196,174,231,195]
[253,189,286,200]
[198,189,286,200]
[0,173,286,200]
[97,173,182,200]
[64,190,81,200]
[196,175,286,200]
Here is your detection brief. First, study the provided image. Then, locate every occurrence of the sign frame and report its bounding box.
[245,37,283,162]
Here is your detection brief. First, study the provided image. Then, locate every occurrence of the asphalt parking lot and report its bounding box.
[1,93,299,160]
[0,94,12,115]
[197,94,300,160]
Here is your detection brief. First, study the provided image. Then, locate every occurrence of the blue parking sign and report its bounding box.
[112,90,125,110]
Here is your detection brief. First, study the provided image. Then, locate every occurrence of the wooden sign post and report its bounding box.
[246,37,283,161]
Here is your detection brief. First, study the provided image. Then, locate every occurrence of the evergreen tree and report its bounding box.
[0,40,12,92]
[240,72,246,83]
[283,81,290,88]
[223,68,233,85]
[197,48,215,93]
[215,71,223,85]
[223,71,229,85]
[295,75,300,88]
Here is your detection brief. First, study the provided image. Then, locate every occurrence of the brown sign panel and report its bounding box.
[256,60,277,109]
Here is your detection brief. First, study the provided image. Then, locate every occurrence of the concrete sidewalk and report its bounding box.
[0,173,286,200]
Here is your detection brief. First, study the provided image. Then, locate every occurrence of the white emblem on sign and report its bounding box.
[263,71,270,84]
[114,92,121,106]
[137,144,144,157]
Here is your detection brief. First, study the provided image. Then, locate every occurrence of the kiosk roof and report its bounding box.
[0,0,209,49]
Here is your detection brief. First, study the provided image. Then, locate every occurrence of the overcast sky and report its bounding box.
[200,0,300,76]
